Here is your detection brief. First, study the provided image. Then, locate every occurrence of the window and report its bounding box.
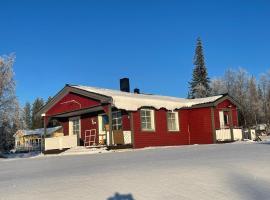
[69,117,80,136]
[101,115,109,131]
[112,111,122,130]
[140,109,155,131]
[167,111,179,131]
[223,111,229,126]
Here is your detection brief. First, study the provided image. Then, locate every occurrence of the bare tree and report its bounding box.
[210,67,270,128]
[211,78,227,95]
[0,54,17,151]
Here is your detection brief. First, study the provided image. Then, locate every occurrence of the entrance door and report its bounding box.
[98,114,110,145]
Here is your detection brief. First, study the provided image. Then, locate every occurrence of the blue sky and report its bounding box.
[0,0,270,105]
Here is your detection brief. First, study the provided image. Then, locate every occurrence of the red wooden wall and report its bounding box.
[81,114,99,145]
[132,109,189,148]
[46,92,101,116]
[187,107,213,144]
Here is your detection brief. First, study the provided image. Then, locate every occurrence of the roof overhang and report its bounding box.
[183,94,241,109]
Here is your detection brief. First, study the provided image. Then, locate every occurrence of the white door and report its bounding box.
[219,111,225,129]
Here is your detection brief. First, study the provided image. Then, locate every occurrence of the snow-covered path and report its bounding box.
[0,143,269,200]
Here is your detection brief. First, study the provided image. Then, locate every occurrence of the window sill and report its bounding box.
[168,130,180,132]
[141,129,155,132]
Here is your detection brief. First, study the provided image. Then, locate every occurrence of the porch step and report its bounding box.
[60,146,109,156]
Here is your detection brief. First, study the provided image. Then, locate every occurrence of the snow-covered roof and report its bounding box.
[15,126,62,137]
[71,85,223,111]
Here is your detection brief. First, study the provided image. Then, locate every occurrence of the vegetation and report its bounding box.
[211,68,270,127]
[0,54,19,151]
[188,37,211,98]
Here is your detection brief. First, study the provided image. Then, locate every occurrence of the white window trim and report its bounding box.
[167,111,180,132]
[140,109,155,131]
[69,116,81,137]
[112,111,122,130]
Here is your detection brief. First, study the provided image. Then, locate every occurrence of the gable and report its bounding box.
[216,99,237,109]
[46,92,101,116]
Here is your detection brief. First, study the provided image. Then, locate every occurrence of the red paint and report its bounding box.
[187,107,213,144]
[132,99,239,148]
[47,92,101,116]
[132,109,190,148]
[81,114,99,145]
[122,111,131,131]
[58,118,69,136]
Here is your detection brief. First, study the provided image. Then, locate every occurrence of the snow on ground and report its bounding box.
[0,142,269,200]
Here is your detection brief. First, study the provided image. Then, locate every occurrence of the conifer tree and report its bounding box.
[23,102,32,129]
[31,98,44,129]
[188,38,211,98]
[46,96,52,104]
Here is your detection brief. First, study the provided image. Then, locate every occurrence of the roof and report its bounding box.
[70,85,224,111]
[15,126,62,137]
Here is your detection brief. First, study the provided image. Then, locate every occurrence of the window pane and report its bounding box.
[167,112,178,131]
[112,111,122,130]
[140,109,154,130]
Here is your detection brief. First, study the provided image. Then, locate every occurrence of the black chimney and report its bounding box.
[120,78,130,92]
[134,88,140,94]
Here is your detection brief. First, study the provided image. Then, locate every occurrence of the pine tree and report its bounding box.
[188,37,211,98]
[46,96,52,104]
[23,102,32,129]
[31,98,44,129]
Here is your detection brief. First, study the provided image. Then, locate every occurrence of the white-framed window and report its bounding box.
[112,111,122,130]
[140,109,155,131]
[167,111,179,131]
[69,116,80,136]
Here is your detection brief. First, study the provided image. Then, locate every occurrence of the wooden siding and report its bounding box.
[187,107,213,144]
[81,113,99,145]
[46,92,101,116]
[132,109,189,148]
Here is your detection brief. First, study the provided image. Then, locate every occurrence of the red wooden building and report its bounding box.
[38,79,241,151]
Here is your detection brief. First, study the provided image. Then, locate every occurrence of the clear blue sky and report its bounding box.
[0,0,270,105]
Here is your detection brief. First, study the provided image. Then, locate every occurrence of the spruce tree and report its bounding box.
[46,96,52,104]
[23,102,32,129]
[31,98,44,129]
[188,37,211,98]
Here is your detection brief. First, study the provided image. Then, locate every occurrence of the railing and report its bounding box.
[216,128,243,142]
[15,144,41,152]
[45,135,77,150]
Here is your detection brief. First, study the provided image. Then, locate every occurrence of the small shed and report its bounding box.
[14,126,63,152]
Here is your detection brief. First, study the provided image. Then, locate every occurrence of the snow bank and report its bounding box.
[72,85,223,111]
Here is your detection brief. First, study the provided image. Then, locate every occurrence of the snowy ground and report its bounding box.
[0,143,269,200]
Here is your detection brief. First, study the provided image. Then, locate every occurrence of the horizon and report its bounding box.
[0,0,269,105]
